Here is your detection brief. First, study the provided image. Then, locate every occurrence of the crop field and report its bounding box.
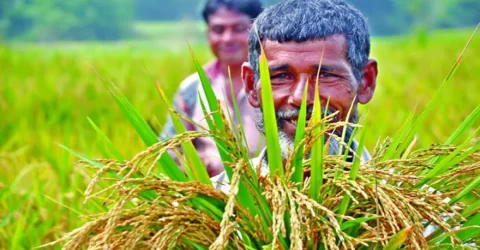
[0,28,479,249]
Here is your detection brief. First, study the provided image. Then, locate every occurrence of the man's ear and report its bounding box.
[358,59,378,104]
[242,62,260,108]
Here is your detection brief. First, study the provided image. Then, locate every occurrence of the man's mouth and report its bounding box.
[281,117,308,137]
[287,119,298,125]
[283,114,315,127]
[220,44,241,53]
[281,113,339,134]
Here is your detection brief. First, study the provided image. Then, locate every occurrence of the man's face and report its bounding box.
[207,7,251,67]
[243,34,377,156]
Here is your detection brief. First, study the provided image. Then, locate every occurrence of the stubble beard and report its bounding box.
[254,107,358,160]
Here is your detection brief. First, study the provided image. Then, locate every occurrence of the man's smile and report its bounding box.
[279,115,311,138]
[277,109,341,139]
[288,119,298,125]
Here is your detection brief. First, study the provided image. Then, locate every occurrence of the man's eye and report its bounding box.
[271,73,291,79]
[211,26,224,34]
[320,72,336,78]
[233,25,248,33]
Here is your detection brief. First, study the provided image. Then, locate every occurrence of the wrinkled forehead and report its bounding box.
[261,35,350,67]
[261,34,347,54]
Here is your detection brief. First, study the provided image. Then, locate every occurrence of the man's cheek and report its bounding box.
[271,88,290,108]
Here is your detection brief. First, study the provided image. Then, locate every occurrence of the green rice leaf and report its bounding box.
[444,106,480,145]
[342,126,358,163]
[227,67,252,161]
[449,174,480,205]
[462,199,480,217]
[340,216,378,230]
[87,117,124,161]
[197,95,265,220]
[292,83,309,185]
[456,213,480,241]
[259,47,283,178]
[241,177,275,240]
[429,226,480,245]
[192,196,224,221]
[337,114,368,220]
[192,48,278,245]
[338,99,356,156]
[225,70,261,187]
[197,94,235,173]
[58,144,158,200]
[43,194,84,217]
[189,48,233,169]
[418,131,480,187]
[183,239,208,250]
[156,82,211,185]
[198,95,217,144]
[384,25,478,161]
[58,144,104,169]
[383,226,413,250]
[189,49,225,130]
[109,83,158,147]
[381,111,415,161]
[309,81,324,201]
[109,82,186,181]
[350,112,368,180]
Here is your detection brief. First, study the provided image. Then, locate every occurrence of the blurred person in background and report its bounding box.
[160,0,264,177]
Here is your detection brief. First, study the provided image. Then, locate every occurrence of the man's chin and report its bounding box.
[218,54,245,66]
[278,131,296,159]
[278,132,342,160]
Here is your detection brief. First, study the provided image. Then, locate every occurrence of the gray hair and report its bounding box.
[202,0,263,23]
[248,0,370,83]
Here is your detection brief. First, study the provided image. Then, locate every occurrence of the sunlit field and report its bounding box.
[0,28,478,249]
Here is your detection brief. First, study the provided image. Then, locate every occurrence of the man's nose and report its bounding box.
[221,30,234,42]
[289,77,315,107]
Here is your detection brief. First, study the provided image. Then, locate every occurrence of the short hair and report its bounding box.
[202,0,263,23]
[248,0,370,83]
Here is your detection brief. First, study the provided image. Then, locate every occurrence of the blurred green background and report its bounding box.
[0,0,479,249]
[1,0,479,40]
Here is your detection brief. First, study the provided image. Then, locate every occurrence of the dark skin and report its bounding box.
[242,34,378,140]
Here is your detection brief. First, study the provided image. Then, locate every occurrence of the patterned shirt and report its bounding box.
[160,60,264,176]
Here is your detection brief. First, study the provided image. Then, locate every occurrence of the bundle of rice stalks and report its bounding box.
[45,32,479,249]
[45,116,480,249]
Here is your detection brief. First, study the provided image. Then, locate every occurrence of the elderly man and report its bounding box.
[212,0,378,188]
[160,0,264,177]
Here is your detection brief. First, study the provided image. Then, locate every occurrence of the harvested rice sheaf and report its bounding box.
[45,120,480,249]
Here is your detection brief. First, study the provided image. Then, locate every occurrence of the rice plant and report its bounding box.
[42,29,480,250]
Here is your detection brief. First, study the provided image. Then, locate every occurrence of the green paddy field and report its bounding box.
[0,27,478,249]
